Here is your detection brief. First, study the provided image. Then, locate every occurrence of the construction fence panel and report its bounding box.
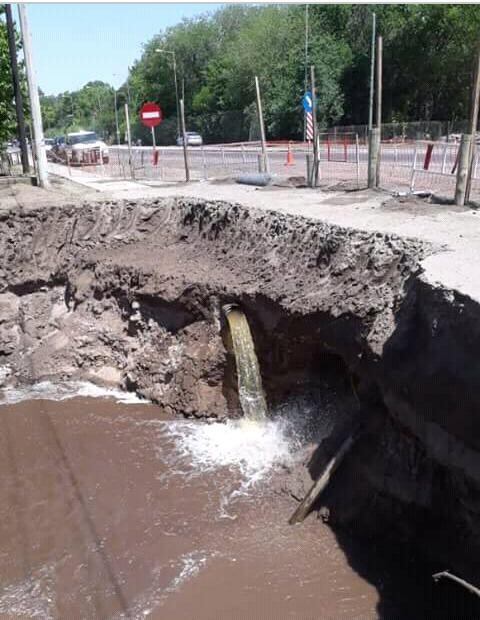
[318,133,364,188]
[47,137,480,203]
[405,142,460,198]
[99,146,260,182]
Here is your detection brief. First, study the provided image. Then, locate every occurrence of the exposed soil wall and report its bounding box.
[1,197,479,585]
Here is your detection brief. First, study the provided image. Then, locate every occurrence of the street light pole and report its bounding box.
[113,87,120,145]
[155,48,180,137]
[173,54,181,137]
[126,65,132,105]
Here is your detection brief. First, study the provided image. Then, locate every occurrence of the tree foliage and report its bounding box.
[41,81,120,140]
[0,6,21,145]
[36,3,480,145]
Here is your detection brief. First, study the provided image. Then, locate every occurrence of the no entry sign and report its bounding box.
[140,102,163,128]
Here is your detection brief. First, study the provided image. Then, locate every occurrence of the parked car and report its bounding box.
[176,131,203,147]
[52,131,109,165]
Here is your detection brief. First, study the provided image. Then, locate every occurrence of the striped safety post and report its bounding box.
[423,143,434,170]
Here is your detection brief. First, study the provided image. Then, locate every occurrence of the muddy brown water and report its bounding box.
[0,393,475,619]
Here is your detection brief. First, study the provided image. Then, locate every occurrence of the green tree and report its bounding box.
[36,4,480,145]
[0,6,24,146]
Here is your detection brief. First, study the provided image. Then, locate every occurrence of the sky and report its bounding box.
[26,3,224,95]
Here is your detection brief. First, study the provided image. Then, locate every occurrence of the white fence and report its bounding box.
[45,138,480,203]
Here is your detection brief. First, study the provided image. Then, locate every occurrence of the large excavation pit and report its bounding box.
[0,197,479,617]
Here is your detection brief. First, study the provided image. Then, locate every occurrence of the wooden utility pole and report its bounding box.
[180,98,190,182]
[455,134,472,205]
[17,4,48,187]
[464,44,480,203]
[375,35,383,186]
[310,65,319,187]
[255,76,270,173]
[5,4,29,174]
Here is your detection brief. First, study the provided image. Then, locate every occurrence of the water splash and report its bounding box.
[223,305,268,421]
[165,417,296,483]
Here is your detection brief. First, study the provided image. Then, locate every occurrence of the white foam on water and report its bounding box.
[165,417,298,484]
[167,551,209,593]
[0,380,147,406]
[113,551,212,620]
[0,563,55,619]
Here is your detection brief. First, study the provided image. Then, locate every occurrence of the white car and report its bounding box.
[54,131,109,165]
[44,138,55,159]
[176,132,203,147]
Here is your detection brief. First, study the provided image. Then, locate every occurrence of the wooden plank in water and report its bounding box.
[289,432,357,525]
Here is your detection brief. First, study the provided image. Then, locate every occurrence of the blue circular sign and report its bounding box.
[302,92,313,113]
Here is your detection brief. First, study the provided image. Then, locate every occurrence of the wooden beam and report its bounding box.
[289,431,357,525]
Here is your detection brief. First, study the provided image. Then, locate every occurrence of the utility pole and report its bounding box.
[17,4,48,187]
[255,76,269,173]
[6,4,29,174]
[368,12,376,132]
[304,4,309,142]
[368,33,382,189]
[179,98,190,182]
[464,43,480,203]
[310,65,319,187]
[375,35,383,187]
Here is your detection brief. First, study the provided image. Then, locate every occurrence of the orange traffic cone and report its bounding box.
[284,142,295,166]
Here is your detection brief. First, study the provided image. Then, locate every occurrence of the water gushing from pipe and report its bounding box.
[223,304,268,421]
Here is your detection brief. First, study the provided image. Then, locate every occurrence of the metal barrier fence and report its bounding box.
[48,145,262,183]
[46,137,480,203]
[324,120,471,144]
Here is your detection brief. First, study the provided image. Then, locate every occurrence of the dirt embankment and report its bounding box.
[1,197,479,583]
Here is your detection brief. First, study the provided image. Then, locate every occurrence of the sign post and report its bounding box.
[140,102,163,166]
[125,103,135,180]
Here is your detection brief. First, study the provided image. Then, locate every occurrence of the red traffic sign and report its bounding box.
[140,102,163,128]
